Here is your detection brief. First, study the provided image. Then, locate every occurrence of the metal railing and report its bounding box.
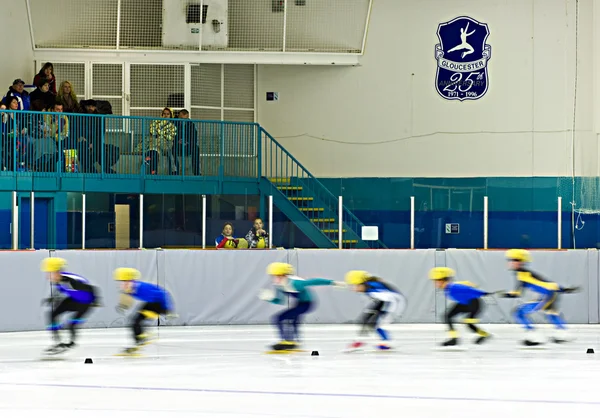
[0,110,258,179]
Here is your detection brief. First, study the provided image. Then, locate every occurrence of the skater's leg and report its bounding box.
[66,303,92,345]
[443,303,467,346]
[132,302,162,344]
[48,298,74,342]
[290,302,312,342]
[464,299,490,343]
[514,302,538,330]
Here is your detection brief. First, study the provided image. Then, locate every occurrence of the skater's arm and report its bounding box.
[293,278,334,291]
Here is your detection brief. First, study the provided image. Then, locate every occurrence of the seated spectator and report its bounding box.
[74,100,102,173]
[55,81,81,113]
[30,79,55,111]
[136,107,176,175]
[245,218,269,249]
[216,222,240,249]
[171,109,200,175]
[33,62,57,95]
[1,96,29,170]
[3,79,31,111]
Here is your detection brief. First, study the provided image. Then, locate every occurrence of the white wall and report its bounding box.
[0,1,34,92]
[257,0,596,178]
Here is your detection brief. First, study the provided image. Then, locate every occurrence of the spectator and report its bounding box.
[3,79,31,111]
[245,218,269,249]
[216,222,239,249]
[43,103,69,170]
[30,79,55,111]
[74,100,103,173]
[55,81,81,113]
[171,109,200,175]
[136,107,176,175]
[1,96,28,170]
[33,63,57,95]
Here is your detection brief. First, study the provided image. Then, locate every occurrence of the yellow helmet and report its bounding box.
[267,262,294,276]
[345,270,370,285]
[40,257,66,273]
[505,249,531,262]
[113,267,141,281]
[429,267,455,280]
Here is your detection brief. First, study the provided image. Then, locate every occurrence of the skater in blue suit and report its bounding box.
[114,267,175,355]
[41,257,99,355]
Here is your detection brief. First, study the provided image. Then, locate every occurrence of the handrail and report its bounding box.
[260,127,371,232]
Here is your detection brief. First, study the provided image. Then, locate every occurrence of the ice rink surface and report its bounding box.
[1,324,600,418]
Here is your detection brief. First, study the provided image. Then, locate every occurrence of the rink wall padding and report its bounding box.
[1,249,600,332]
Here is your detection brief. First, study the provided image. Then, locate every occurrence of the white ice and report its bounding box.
[1,324,600,418]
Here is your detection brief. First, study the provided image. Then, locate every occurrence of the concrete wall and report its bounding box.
[257,0,597,178]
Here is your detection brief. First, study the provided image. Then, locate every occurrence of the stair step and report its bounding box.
[289,197,314,201]
[332,239,359,244]
[270,177,291,184]
[278,186,303,191]
[311,218,335,223]
[321,229,347,233]
[299,207,324,212]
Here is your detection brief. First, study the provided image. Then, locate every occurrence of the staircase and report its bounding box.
[259,128,387,249]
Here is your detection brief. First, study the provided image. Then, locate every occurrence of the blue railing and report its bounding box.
[0,110,259,180]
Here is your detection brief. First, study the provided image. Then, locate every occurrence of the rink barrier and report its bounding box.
[1,249,597,333]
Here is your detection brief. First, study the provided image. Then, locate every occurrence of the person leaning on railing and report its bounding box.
[43,103,69,171]
[136,107,176,175]
[171,109,200,176]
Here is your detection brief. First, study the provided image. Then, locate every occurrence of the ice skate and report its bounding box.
[521,329,544,347]
[343,341,366,353]
[474,331,491,345]
[441,337,458,347]
[270,341,298,351]
[43,343,69,356]
[115,346,142,357]
[376,342,392,351]
[551,329,573,344]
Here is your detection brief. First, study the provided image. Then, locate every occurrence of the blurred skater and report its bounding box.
[259,262,342,352]
[429,267,492,347]
[344,270,407,351]
[502,249,579,346]
[113,268,175,355]
[41,257,99,355]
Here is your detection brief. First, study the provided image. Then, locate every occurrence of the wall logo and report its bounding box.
[435,16,491,101]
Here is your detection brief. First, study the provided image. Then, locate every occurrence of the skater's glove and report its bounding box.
[259,289,275,301]
[92,298,104,308]
[560,286,580,294]
[501,291,520,299]
[165,312,179,319]
[115,304,128,315]
[331,281,347,289]
[41,295,60,306]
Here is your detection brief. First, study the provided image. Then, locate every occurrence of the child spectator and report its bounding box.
[245,218,269,249]
[56,81,81,113]
[33,63,57,95]
[3,79,31,111]
[216,222,239,249]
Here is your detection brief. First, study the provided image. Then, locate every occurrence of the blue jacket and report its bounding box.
[445,281,488,304]
[3,87,30,110]
[129,281,173,311]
